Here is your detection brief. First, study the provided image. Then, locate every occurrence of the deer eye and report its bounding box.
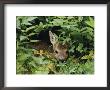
[66,51,68,54]
[55,50,58,54]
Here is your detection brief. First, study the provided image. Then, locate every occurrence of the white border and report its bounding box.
[5,4,107,87]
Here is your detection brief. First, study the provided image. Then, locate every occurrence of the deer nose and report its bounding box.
[59,56,65,60]
[60,60,66,63]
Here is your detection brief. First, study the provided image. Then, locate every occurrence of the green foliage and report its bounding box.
[16,16,94,74]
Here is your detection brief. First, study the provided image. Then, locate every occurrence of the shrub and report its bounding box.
[16,16,94,74]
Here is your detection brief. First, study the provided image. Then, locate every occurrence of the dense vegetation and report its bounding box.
[16,16,94,74]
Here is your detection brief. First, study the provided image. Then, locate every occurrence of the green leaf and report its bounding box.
[85,17,94,28]
[51,19,64,25]
[69,46,75,53]
[30,40,39,42]
[16,18,21,29]
[32,56,48,65]
[20,36,28,41]
[76,43,83,52]
[25,25,38,32]
[27,17,38,22]
[78,16,83,22]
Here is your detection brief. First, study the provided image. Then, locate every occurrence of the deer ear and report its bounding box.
[49,31,58,45]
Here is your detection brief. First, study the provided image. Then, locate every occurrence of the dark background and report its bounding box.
[0,0,110,90]
[0,0,109,4]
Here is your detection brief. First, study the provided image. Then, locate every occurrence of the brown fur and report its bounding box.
[32,31,68,61]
